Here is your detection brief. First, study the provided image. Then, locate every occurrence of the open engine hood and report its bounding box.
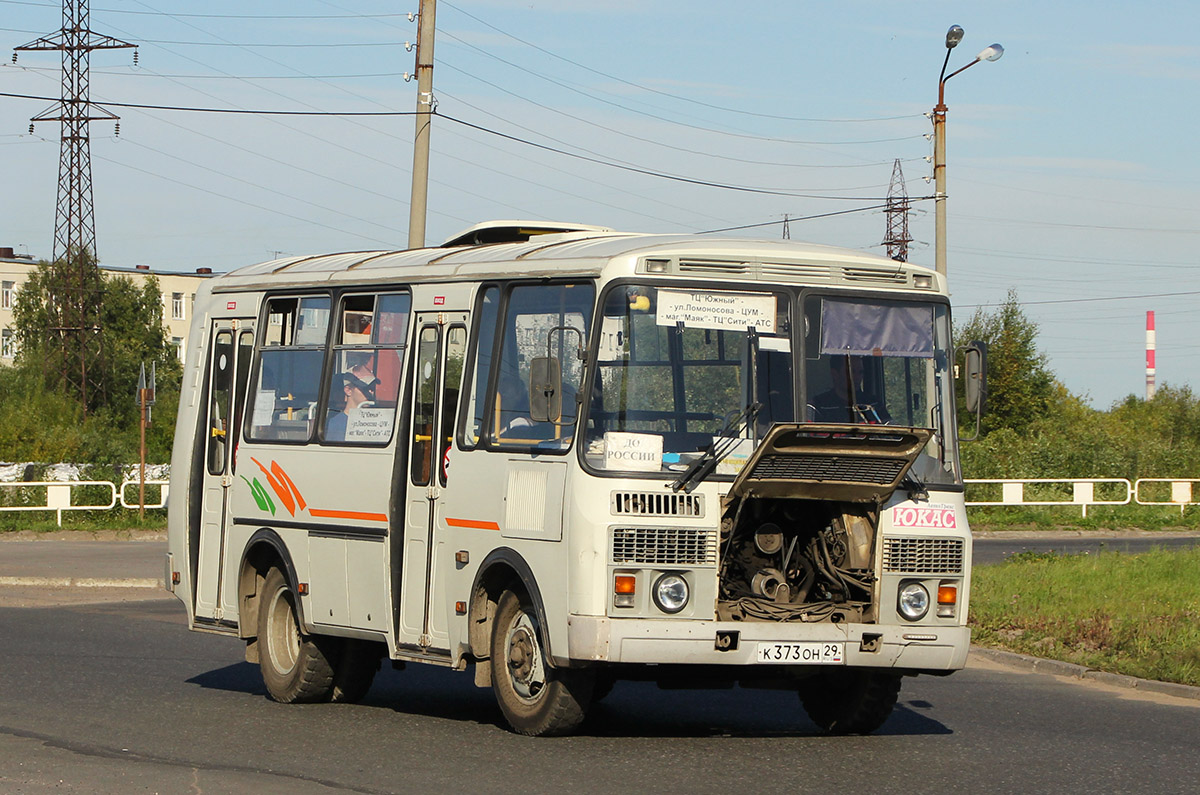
[726,423,932,504]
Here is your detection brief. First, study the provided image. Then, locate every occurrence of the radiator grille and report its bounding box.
[611,527,717,566]
[882,537,964,574]
[749,455,905,485]
[612,491,704,517]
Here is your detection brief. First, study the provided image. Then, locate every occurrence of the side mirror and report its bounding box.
[529,357,562,422]
[960,340,988,441]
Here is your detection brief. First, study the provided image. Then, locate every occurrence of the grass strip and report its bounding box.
[970,547,1200,686]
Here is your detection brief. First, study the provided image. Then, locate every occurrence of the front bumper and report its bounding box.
[566,615,970,672]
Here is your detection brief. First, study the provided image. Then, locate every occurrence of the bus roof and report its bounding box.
[209,227,939,294]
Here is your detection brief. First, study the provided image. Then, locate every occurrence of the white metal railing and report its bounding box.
[0,480,117,526]
[2,473,1197,524]
[965,478,1133,517]
[118,478,170,510]
[0,478,168,526]
[1134,478,1200,515]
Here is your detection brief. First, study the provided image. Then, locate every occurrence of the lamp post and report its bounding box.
[933,26,1003,279]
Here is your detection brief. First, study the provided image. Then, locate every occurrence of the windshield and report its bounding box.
[582,284,960,485]
[583,285,793,476]
[802,294,958,483]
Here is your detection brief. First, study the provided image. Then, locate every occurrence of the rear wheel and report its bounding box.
[258,567,336,703]
[490,589,593,736]
[799,669,901,734]
[330,639,383,704]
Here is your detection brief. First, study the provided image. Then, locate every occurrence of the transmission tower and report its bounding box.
[14,0,136,411]
[883,158,911,262]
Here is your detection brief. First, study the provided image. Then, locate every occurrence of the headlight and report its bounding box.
[897,582,930,621]
[652,573,689,614]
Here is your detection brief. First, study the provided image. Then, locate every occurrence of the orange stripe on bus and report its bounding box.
[445,517,501,531]
[309,509,389,522]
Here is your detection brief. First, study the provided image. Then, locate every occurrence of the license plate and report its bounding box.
[755,642,844,664]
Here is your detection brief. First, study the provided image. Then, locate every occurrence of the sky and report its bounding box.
[1,1,1198,409]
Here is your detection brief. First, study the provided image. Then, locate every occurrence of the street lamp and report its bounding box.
[932,26,1003,279]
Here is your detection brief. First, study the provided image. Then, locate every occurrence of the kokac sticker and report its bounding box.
[891,503,957,529]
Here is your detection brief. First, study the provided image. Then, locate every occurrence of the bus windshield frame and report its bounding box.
[579,282,961,486]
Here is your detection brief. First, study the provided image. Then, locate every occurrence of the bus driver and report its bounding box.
[327,365,378,441]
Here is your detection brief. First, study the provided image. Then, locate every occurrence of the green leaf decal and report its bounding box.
[241,475,276,515]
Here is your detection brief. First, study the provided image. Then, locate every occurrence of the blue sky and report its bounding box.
[2,1,1197,408]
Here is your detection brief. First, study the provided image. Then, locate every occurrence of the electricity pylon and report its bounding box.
[14,0,136,411]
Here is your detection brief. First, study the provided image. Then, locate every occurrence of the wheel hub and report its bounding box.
[504,613,546,701]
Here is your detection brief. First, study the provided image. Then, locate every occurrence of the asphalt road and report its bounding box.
[972,532,1200,565]
[2,597,1199,793]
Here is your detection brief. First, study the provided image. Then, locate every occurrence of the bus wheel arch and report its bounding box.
[468,549,553,667]
[237,529,302,645]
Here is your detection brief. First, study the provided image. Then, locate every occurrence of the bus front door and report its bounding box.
[194,319,255,621]
[399,313,468,652]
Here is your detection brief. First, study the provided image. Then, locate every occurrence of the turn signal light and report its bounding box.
[937,584,957,604]
[614,573,636,608]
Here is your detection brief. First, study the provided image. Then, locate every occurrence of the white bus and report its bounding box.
[166,221,985,736]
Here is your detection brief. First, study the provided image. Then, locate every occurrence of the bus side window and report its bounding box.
[488,282,594,449]
[247,296,330,442]
[322,291,410,445]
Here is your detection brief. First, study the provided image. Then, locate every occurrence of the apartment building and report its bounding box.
[0,247,216,364]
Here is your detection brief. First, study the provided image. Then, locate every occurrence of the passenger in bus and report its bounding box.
[809,355,890,424]
[327,365,379,441]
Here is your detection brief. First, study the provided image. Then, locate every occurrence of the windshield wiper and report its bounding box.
[671,402,761,493]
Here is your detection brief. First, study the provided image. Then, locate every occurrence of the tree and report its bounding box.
[955,289,1059,437]
[9,259,182,462]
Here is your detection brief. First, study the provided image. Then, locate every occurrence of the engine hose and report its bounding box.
[788,556,816,604]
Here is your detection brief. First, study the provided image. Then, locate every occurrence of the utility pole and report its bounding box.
[884,159,911,261]
[407,0,437,250]
[14,0,136,412]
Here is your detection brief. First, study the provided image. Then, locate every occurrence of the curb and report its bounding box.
[970,645,1200,701]
[0,576,162,589]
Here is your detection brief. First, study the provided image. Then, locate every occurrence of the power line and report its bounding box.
[958,289,1200,309]
[0,25,402,46]
[697,204,893,234]
[436,62,912,172]
[435,113,899,200]
[437,31,923,147]
[0,90,903,200]
[439,0,921,125]
[0,0,412,19]
[0,90,415,115]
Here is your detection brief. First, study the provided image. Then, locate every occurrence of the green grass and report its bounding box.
[968,503,1200,532]
[970,548,1200,686]
[0,509,165,534]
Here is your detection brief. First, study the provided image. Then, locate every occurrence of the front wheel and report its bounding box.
[490,589,593,736]
[799,669,902,734]
[257,567,336,703]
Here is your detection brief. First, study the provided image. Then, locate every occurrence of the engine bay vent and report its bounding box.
[611,491,704,518]
[841,266,907,284]
[882,537,964,574]
[611,527,717,566]
[749,454,906,485]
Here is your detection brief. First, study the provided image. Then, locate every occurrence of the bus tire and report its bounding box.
[330,639,382,704]
[799,669,901,735]
[490,589,593,736]
[258,566,336,703]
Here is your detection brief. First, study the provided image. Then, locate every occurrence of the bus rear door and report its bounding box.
[194,318,255,620]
